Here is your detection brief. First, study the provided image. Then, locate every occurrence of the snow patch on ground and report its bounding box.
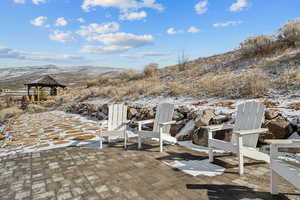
[165,159,225,176]
[278,152,300,164]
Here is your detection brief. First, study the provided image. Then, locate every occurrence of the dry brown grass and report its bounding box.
[287,102,300,110]
[195,71,269,98]
[52,22,300,103]
[0,106,23,122]
[275,68,300,90]
[261,100,280,108]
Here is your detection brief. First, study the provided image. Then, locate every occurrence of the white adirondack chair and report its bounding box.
[266,139,300,195]
[202,101,269,175]
[99,104,130,149]
[137,103,176,152]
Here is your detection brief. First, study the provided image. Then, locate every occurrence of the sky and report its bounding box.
[0,0,299,70]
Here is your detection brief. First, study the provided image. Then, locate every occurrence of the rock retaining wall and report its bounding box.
[65,102,300,148]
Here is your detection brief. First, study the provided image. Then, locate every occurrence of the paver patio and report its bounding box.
[0,139,299,200]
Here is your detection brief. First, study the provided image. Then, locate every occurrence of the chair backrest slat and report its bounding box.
[232,101,265,147]
[108,104,127,131]
[153,103,175,134]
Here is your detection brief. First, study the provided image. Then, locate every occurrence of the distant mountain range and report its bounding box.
[0,65,122,89]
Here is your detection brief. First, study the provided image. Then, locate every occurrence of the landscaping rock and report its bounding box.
[192,128,231,147]
[195,109,214,127]
[265,109,279,120]
[0,134,5,140]
[261,117,294,141]
[170,123,185,137]
[128,108,138,119]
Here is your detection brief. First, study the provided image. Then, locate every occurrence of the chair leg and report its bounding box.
[208,131,214,162]
[100,138,103,149]
[208,145,214,162]
[271,169,279,195]
[237,136,244,175]
[124,133,127,149]
[159,127,163,152]
[138,136,142,150]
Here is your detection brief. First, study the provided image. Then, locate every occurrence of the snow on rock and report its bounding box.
[289,132,300,140]
[176,120,195,138]
[165,159,225,176]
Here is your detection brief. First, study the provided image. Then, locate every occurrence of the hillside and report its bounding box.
[0,65,122,90]
[54,21,300,104]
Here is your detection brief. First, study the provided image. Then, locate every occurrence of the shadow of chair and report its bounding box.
[186,184,291,200]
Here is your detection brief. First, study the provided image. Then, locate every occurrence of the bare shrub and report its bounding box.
[143,63,158,77]
[278,20,300,46]
[0,106,23,122]
[274,68,300,90]
[197,71,269,98]
[178,51,189,71]
[119,70,144,81]
[240,35,276,57]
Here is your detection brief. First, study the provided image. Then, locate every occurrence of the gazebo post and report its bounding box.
[37,86,40,102]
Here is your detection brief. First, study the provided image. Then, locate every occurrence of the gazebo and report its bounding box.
[25,75,66,101]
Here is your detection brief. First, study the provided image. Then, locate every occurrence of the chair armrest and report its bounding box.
[265,139,300,144]
[201,124,234,132]
[233,128,268,136]
[266,139,300,148]
[122,120,131,125]
[137,119,155,131]
[137,119,155,125]
[159,121,176,126]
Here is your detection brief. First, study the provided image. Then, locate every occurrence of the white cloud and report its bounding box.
[77,22,120,39]
[32,0,47,5]
[77,18,85,23]
[0,46,84,63]
[13,0,25,4]
[195,0,208,14]
[55,17,68,27]
[49,30,76,43]
[80,45,130,54]
[188,26,200,33]
[80,32,154,54]
[166,28,177,35]
[89,32,153,47]
[119,11,147,21]
[229,0,248,12]
[213,21,242,28]
[30,16,48,27]
[139,51,170,56]
[81,0,163,12]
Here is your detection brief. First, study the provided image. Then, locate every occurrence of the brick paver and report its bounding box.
[0,140,299,200]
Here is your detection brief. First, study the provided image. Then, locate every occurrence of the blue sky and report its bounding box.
[0,0,299,69]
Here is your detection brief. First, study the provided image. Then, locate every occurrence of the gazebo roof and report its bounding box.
[25,75,66,88]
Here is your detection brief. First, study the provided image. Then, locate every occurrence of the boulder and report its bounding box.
[169,123,185,137]
[173,111,185,121]
[265,109,279,120]
[211,114,231,125]
[0,134,5,140]
[261,117,294,141]
[128,108,138,119]
[177,106,190,115]
[192,128,232,147]
[195,109,214,127]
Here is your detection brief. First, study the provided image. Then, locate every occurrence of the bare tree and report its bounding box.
[178,51,189,71]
